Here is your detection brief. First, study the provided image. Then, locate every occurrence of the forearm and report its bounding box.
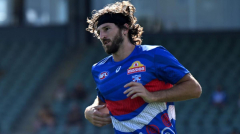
[152,74,202,102]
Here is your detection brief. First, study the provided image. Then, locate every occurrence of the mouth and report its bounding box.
[103,39,111,45]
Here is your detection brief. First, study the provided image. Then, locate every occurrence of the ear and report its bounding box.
[122,23,129,36]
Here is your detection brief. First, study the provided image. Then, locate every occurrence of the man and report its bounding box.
[85,1,202,134]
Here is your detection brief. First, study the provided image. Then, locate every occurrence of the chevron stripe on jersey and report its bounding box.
[92,45,189,134]
[105,79,173,117]
[111,102,167,133]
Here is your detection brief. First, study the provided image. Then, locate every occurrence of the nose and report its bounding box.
[99,31,106,40]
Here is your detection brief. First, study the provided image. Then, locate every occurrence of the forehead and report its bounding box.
[97,23,116,31]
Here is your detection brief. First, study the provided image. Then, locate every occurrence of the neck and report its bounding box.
[112,41,135,62]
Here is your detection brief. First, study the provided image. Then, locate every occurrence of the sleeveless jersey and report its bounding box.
[92,45,189,134]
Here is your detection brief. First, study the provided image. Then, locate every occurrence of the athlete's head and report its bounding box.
[96,22,124,54]
[86,1,143,54]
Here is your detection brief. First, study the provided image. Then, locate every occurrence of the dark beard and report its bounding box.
[104,31,124,54]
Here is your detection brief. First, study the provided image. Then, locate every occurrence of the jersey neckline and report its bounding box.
[110,45,139,65]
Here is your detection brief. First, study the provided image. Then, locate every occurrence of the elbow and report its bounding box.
[84,106,92,119]
[193,82,202,98]
[84,107,88,119]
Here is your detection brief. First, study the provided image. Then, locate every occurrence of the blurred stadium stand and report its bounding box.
[0,28,66,133]
[0,0,240,134]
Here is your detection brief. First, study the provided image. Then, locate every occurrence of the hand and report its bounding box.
[123,82,155,103]
[85,105,112,127]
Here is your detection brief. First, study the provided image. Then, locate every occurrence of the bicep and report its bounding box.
[175,73,198,85]
[175,73,202,97]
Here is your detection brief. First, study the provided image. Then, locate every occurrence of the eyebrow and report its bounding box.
[97,25,109,33]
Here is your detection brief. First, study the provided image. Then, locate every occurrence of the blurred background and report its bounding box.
[0,0,239,134]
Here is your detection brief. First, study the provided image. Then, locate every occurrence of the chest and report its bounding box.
[95,59,158,100]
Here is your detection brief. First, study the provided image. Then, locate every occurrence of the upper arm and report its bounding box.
[175,73,199,85]
[175,73,191,85]
[92,96,106,106]
[175,73,202,98]
[96,88,106,103]
[97,96,106,105]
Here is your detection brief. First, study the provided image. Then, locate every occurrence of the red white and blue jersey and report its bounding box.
[92,45,189,134]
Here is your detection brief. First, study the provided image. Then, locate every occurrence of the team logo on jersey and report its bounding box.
[132,74,141,83]
[127,61,146,75]
[99,71,109,80]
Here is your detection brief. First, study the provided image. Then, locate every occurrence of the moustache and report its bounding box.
[102,39,110,42]
[101,39,111,45]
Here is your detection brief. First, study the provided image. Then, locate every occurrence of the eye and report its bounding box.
[104,27,109,31]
